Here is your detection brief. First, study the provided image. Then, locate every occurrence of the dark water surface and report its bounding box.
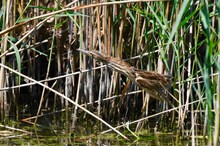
[0,111,208,145]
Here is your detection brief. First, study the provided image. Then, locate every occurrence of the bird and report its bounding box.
[77,49,172,103]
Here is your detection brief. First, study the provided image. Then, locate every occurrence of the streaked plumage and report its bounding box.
[78,49,172,101]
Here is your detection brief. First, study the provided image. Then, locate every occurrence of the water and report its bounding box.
[0,111,208,145]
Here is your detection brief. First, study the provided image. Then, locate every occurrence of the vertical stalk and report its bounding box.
[213,1,220,145]
[96,2,102,116]
[35,17,56,124]
[0,0,10,118]
[87,1,94,103]
[74,3,82,116]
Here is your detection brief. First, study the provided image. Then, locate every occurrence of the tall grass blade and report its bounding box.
[166,0,190,50]
[7,39,21,85]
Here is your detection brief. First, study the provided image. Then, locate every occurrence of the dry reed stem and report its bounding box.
[101,97,206,134]
[0,0,171,36]
[0,63,129,140]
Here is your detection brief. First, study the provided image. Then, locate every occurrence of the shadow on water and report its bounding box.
[0,109,208,145]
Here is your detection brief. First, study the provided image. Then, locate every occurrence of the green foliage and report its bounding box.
[7,38,21,85]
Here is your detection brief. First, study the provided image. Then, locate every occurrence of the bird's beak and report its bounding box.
[77,49,91,56]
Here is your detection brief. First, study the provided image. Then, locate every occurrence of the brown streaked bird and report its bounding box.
[77,49,172,103]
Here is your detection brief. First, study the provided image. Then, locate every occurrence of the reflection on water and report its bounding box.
[0,111,208,145]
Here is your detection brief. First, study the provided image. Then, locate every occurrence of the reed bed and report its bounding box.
[0,0,219,144]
